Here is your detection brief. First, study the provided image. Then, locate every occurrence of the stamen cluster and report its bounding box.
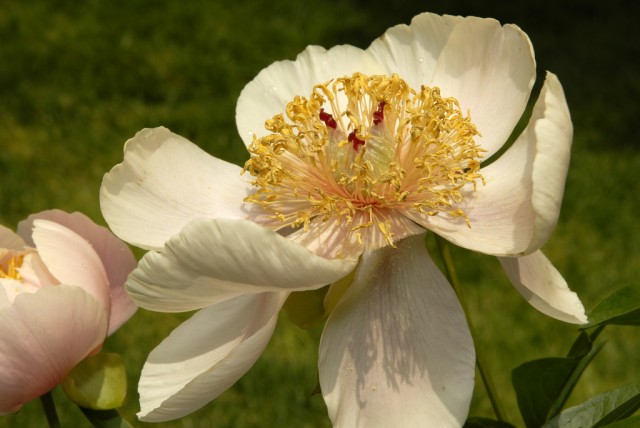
[243,72,484,254]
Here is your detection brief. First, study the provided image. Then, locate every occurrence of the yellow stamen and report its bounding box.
[242,72,484,255]
[0,253,25,280]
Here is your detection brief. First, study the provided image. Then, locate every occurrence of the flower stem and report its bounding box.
[40,390,61,428]
[434,235,506,422]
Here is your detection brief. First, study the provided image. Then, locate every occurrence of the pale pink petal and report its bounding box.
[100,127,254,251]
[0,225,25,250]
[428,16,536,158]
[13,253,57,289]
[524,73,573,253]
[137,292,286,422]
[18,210,137,335]
[31,220,112,317]
[500,251,587,324]
[319,234,475,427]
[127,218,356,312]
[0,285,108,415]
[236,45,384,147]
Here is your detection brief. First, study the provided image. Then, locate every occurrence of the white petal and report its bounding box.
[31,220,112,316]
[524,72,573,253]
[409,129,536,255]
[127,218,356,312]
[0,225,25,250]
[0,285,108,415]
[236,45,384,146]
[100,127,253,250]
[500,251,587,324]
[17,210,137,335]
[367,13,463,93]
[428,16,536,157]
[419,72,573,256]
[319,234,475,427]
[137,292,286,422]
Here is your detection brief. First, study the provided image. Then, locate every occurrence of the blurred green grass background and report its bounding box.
[1,0,638,426]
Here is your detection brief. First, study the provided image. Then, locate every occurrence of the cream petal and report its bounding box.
[500,251,587,324]
[524,73,573,253]
[319,234,475,427]
[100,127,254,251]
[127,218,356,312]
[0,285,108,415]
[137,292,286,422]
[236,45,384,147]
[408,129,536,255]
[367,13,463,93]
[0,225,25,250]
[429,16,536,158]
[417,72,573,256]
[31,220,112,316]
[18,210,137,335]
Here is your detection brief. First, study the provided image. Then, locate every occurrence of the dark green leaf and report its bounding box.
[80,407,134,428]
[542,383,640,428]
[585,285,640,328]
[600,415,640,427]
[512,331,601,427]
[513,357,581,428]
[464,417,516,427]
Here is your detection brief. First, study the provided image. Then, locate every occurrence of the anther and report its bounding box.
[319,108,337,129]
[348,131,365,151]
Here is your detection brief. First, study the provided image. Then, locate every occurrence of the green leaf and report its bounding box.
[542,383,640,428]
[80,407,134,428]
[513,357,581,428]
[600,415,640,427]
[61,353,127,410]
[585,285,640,328]
[283,286,329,329]
[464,417,516,427]
[512,331,602,427]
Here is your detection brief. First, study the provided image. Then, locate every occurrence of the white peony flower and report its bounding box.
[101,12,586,427]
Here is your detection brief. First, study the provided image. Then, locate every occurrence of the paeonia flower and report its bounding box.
[0,210,137,414]
[101,12,587,427]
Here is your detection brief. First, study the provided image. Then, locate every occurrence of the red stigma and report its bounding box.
[348,131,365,151]
[319,108,337,129]
[372,101,386,125]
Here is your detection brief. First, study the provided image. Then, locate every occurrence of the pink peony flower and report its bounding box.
[0,210,137,415]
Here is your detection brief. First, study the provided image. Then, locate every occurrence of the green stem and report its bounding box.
[40,390,61,428]
[435,235,507,422]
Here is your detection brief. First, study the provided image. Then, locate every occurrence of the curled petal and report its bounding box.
[100,127,253,250]
[319,234,475,427]
[18,210,137,334]
[524,72,573,253]
[0,286,108,415]
[137,292,286,422]
[500,251,587,324]
[127,218,356,312]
